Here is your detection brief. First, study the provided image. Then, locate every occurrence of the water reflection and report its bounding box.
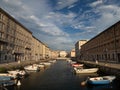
[87,84,113,90]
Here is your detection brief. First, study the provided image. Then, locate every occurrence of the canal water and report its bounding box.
[7,60,120,90]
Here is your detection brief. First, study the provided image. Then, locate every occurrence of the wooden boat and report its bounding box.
[74,68,98,74]
[87,76,116,85]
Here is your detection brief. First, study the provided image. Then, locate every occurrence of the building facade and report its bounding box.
[32,36,44,61]
[0,8,57,63]
[59,51,67,57]
[81,21,120,63]
[0,8,33,63]
[75,40,87,61]
[70,49,75,60]
[50,50,59,59]
[70,49,75,57]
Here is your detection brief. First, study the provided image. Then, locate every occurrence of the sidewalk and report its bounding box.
[0,60,49,69]
[82,60,120,70]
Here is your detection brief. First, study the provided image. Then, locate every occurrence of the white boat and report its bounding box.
[67,59,72,63]
[74,68,98,74]
[41,62,51,66]
[24,65,40,71]
[8,69,27,76]
[49,60,56,63]
[38,64,45,68]
[71,61,77,64]
[87,76,116,85]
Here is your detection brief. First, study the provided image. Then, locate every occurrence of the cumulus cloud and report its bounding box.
[90,3,120,32]
[1,0,120,51]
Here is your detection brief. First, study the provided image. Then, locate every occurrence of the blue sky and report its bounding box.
[1,0,120,51]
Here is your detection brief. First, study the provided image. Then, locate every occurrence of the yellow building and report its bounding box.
[81,21,120,63]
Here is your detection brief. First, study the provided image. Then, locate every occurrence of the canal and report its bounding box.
[7,60,120,90]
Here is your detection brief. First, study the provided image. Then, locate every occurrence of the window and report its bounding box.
[0,23,3,30]
[0,13,2,19]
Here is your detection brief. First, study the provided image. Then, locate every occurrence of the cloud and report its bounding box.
[47,36,74,50]
[91,4,120,31]
[90,0,103,7]
[1,0,120,51]
[68,4,76,9]
[73,1,120,36]
[55,0,78,10]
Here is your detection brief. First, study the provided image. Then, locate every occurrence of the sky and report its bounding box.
[0,0,120,51]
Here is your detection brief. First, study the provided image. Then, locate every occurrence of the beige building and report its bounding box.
[32,36,43,61]
[0,7,55,63]
[75,40,87,60]
[51,50,59,59]
[81,21,120,63]
[0,8,32,63]
[59,51,67,57]
[70,49,75,60]
[70,49,75,58]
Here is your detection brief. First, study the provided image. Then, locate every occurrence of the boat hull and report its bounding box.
[74,68,98,74]
[87,76,116,85]
[88,80,110,85]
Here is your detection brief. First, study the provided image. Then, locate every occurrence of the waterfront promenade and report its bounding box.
[0,60,48,70]
[82,60,120,70]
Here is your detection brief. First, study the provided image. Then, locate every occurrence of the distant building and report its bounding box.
[59,51,67,57]
[70,49,75,60]
[50,50,59,59]
[70,49,75,57]
[75,40,87,61]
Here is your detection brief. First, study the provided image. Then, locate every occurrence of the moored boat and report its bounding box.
[8,69,27,77]
[0,76,15,87]
[41,62,51,66]
[24,64,40,71]
[72,63,84,67]
[87,76,116,85]
[74,68,98,74]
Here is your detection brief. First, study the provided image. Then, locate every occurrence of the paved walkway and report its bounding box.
[82,60,120,70]
[0,60,49,69]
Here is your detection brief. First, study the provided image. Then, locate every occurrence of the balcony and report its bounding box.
[25,46,31,50]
